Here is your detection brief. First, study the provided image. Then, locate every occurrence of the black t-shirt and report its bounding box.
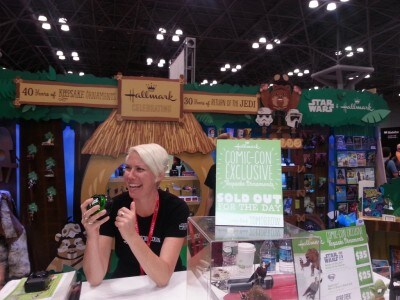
[100,189,189,278]
[204,164,216,216]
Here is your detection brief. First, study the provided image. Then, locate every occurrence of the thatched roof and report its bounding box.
[81,110,216,158]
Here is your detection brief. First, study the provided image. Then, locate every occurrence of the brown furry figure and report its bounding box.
[300,248,321,276]
[260,74,301,112]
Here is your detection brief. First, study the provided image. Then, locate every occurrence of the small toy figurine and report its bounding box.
[370,279,387,300]
[248,261,269,285]
[303,277,322,300]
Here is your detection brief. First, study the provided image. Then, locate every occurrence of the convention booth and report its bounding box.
[0,67,398,299]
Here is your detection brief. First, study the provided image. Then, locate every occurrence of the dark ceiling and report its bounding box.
[1,0,399,100]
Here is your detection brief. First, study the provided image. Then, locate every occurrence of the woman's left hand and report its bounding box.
[115,201,137,242]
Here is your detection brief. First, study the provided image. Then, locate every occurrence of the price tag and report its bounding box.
[357,266,373,286]
[354,245,370,265]
[360,286,373,300]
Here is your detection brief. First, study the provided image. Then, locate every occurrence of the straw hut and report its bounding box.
[80,110,216,216]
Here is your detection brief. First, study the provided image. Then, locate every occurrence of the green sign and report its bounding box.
[292,225,374,300]
[215,139,283,227]
[298,88,390,126]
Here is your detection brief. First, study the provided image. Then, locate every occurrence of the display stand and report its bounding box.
[186,216,321,300]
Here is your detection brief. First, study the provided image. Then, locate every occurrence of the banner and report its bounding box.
[298,88,390,126]
[118,76,183,121]
[215,139,283,227]
[293,225,374,300]
[183,91,258,114]
[14,79,118,108]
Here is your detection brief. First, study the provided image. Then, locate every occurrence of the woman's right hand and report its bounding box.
[80,198,109,236]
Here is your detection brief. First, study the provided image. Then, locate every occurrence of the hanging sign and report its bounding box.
[293,225,374,300]
[298,88,390,126]
[183,91,258,114]
[117,75,183,121]
[215,139,283,227]
[14,78,118,108]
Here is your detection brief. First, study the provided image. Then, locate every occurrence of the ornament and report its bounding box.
[27,144,37,160]
[42,131,54,146]
[44,157,56,177]
[47,186,57,202]
[28,202,38,221]
[28,171,38,189]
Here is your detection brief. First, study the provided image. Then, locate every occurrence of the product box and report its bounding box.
[187,216,321,300]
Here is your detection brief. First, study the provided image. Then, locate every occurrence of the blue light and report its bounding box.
[63,126,75,220]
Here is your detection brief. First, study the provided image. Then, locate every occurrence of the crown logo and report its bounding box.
[146,83,156,92]
[354,99,360,104]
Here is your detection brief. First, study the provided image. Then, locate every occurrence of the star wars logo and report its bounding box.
[308,99,334,112]
[324,251,344,264]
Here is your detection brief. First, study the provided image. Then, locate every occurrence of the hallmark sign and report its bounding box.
[118,76,183,121]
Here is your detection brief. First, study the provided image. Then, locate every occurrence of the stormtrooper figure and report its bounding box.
[255,107,273,127]
[285,109,303,128]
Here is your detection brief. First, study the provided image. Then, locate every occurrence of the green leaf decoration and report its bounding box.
[28,171,38,181]
[47,186,57,196]
[28,202,38,213]
[45,157,56,168]
[361,109,391,124]
[21,105,35,113]
[27,144,37,154]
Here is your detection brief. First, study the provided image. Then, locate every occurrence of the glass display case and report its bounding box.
[187,216,321,300]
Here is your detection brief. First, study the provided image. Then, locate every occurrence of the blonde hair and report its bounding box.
[126,143,169,179]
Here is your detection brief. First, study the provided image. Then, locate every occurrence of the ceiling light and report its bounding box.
[38,15,47,22]
[294,68,299,73]
[172,35,180,42]
[348,77,354,80]
[156,33,164,40]
[266,43,273,50]
[59,55,66,60]
[274,39,281,44]
[345,46,352,51]
[71,51,78,57]
[225,64,231,69]
[259,37,266,43]
[212,80,217,85]
[79,72,84,76]
[203,79,208,84]
[175,29,183,35]
[67,71,73,74]
[314,86,319,89]
[58,18,67,24]
[304,69,310,74]
[252,42,260,49]
[298,72,303,77]
[220,67,226,71]
[42,23,51,30]
[340,0,349,2]
[236,65,242,70]
[159,28,166,34]
[309,0,319,8]
[346,52,354,57]
[73,56,80,61]
[61,25,70,31]
[56,50,64,56]
[327,2,337,11]
[365,74,370,78]
[160,59,166,64]
[232,68,237,72]
[356,47,364,53]
[288,72,294,76]
[335,51,342,56]
[147,58,153,65]
[157,62,163,67]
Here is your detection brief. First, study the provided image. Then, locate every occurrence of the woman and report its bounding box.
[81,143,189,287]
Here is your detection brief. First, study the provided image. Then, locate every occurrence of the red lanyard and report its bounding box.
[134,195,160,275]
